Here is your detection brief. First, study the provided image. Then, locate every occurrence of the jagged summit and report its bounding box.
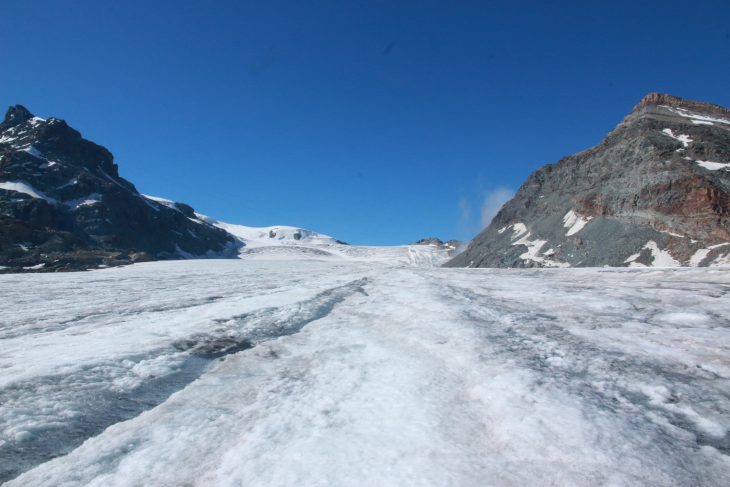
[1,105,34,129]
[413,237,445,246]
[447,93,730,268]
[632,92,730,116]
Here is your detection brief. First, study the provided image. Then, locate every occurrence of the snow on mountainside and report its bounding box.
[196,214,343,248]
[0,98,452,274]
[207,216,452,266]
[139,196,454,267]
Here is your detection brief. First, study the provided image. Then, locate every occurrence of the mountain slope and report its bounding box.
[447,93,730,268]
[0,105,238,271]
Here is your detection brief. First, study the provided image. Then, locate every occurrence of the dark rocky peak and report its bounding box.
[414,237,444,246]
[0,104,239,271]
[1,105,33,130]
[0,105,120,179]
[413,237,463,255]
[34,119,118,176]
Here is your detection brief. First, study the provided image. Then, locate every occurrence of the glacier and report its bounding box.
[1,250,729,486]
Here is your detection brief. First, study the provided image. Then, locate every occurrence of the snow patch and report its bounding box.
[508,223,568,267]
[712,252,730,266]
[57,178,79,190]
[688,243,729,267]
[0,181,57,204]
[22,146,46,160]
[64,194,103,210]
[625,242,680,268]
[689,249,712,267]
[143,194,176,207]
[509,222,529,238]
[661,129,692,148]
[695,160,730,171]
[562,210,592,236]
[21,263,45,270]
[660,105,730,126]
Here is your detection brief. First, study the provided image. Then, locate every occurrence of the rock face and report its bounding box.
[413,237,446,246]
[413,237,463,255]
[0,105,238,271]
[447,93,730,268]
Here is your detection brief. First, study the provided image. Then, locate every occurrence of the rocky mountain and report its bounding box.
[413,237,463,255]
[447,93,730,268]
[0,105,238,271]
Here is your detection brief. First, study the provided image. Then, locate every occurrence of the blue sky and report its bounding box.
[2,1,729,244]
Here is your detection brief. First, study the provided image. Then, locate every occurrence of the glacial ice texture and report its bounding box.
[1,260,729,486]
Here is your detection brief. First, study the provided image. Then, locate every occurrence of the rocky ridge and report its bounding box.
[0,105,238,271]
[447,93,730,268]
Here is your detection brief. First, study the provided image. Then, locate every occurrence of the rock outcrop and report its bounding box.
[413,237,463,255]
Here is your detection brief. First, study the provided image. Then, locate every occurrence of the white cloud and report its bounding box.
[480,187,514,228]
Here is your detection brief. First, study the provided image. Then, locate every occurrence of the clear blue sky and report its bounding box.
[2,1,729,244]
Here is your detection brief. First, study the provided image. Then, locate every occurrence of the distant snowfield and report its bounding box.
[140,196,454,265]
[1,259,730,486]
[195,211,454,266]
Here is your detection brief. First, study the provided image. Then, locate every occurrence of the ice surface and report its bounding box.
[1,260,730,486]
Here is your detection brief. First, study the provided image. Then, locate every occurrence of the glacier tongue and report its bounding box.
[1,261,729,486]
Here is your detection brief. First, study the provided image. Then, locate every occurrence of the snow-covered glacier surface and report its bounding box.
[1,259,730,486]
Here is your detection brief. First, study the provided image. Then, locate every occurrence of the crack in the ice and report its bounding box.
[173,277,368,357]
[0,277,368,484]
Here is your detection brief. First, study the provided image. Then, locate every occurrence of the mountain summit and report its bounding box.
[447,93,730,268]
[1,105,34,129]
[0,105,238,270]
